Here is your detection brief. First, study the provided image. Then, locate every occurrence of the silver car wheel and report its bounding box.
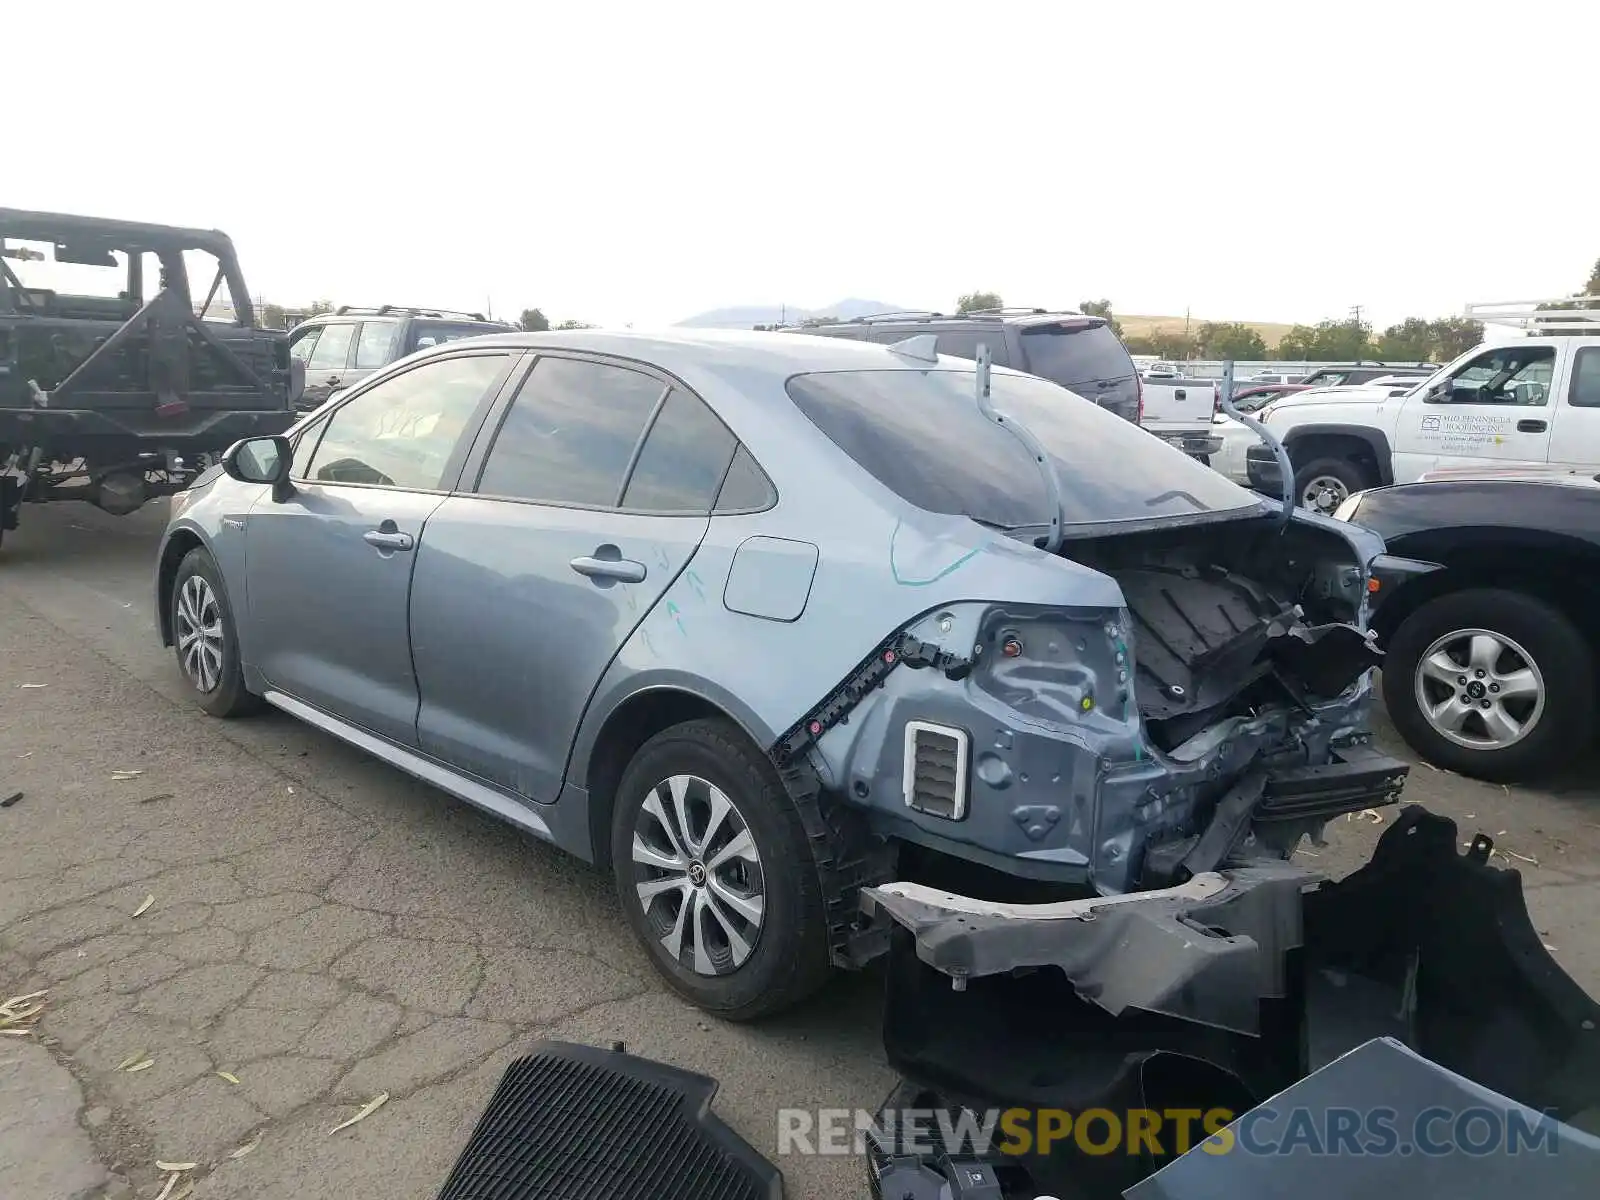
[630,774,766,977]
[175,575,226,694]
[1413,626,1546,751]
[1300,474,1350,514]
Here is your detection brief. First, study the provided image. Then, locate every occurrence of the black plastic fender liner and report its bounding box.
[1125,1037,1600,1200]
[1302,806,1600,1119]
[435,1040,782,1200]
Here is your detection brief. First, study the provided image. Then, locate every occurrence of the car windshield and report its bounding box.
[409,322,507,351]
[786,368,1266,533]
[1017,321,1133,385]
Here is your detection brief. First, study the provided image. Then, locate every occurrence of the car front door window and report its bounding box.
[289,327,322,363]
[1438,347,1554,406]
[306,354,511,490]
[307,323,356,371]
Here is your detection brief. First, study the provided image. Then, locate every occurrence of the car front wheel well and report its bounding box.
[157,530,205,646]
[1286,432,1381,478]
[584,689,737,869]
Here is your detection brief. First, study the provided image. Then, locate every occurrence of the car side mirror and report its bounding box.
[221,435,295,502]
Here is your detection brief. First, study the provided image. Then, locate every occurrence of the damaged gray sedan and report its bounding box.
[156,326,1416,1023]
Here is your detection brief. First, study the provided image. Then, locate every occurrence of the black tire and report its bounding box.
[1382,588,1593,782]
[611,718,831,1021]
[1292,455,1374,516]
[170,547,264,719]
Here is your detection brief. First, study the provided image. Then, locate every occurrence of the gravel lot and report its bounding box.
[3,501,1598,1199]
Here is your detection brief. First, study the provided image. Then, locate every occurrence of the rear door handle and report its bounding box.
[363,529,414,552]
[326,375,341,386]
[1517,419,1547,433]
[571,553,646,584]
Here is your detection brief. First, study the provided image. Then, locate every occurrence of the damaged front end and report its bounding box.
[860,807,1600,1198]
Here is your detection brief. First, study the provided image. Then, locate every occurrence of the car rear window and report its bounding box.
[785,369,1263,533]
[1017,321,1133,386]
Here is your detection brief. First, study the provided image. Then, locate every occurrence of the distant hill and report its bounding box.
[675,298,906,329]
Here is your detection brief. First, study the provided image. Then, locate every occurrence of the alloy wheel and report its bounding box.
[630,774,766,977]
[1413,626,1546,751]
[175,575,226,693]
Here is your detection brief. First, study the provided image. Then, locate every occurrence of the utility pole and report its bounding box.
[1350,304,1364,328]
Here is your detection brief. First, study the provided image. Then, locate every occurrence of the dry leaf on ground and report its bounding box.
[329,1092,389,1134]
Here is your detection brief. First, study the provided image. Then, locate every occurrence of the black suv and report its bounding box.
[288,306,514,411]
[788,309,1142,423]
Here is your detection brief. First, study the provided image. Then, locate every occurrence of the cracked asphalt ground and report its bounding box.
[3,502,1599,1199]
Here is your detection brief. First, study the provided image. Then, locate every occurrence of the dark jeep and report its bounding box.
[0,208,300,545]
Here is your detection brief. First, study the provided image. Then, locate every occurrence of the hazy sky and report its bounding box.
[12,1,1598,329]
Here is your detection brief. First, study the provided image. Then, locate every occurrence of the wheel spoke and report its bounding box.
[1482,705,1523,746]
[707,874,764,927]
[707,828,758,871]
[701,888,754,967]
[699,786,735,858]
[1427,695,1473,732]
[668,775,698,856]
[690,891,715,975]
[660,886,692,964]
[1419,651,1462,685]
[630,831,684,873]
[641,790,689,862]
[1468,634,1502,674]
[636,875,689,907]
[1495,668,1540,700]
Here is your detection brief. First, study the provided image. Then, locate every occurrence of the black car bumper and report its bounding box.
[1245,443,1282,493]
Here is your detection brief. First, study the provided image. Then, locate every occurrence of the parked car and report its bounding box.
[1207,383,1313,484]
[156,329,1408,1019]
[1295,362,1437,388]
[288,305,514,412]
[790,308,1143,424]
[1335,472,1600,781]
[1248,313,1600,514]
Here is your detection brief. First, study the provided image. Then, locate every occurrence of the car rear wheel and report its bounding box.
[1382,588,1593,782]
[611,718,831,1021]
[171,547,263,719]
[1292,456,1373,515]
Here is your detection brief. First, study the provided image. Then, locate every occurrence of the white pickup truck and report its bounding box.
[1244,299,1600,513]
[1138,367,1222,460]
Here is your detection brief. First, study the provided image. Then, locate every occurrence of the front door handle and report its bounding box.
[326,375,342,386]
[571,553,646,584]
[1174,389,1186,400]
[363,528,414,552]
[1517,419,1547,433]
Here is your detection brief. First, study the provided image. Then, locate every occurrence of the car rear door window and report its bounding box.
[305,354,510,490]
[621,388,737,513]
[1018,321,1133,386]
[354,321,402,369]
[307,322,356,370]
[714,446,777,512]
[475,356,665,507]
[935,330,1012,367]
[1569,348,1600,407]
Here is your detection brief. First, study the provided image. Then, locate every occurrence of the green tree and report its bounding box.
[1276,324,1317,359]
[260,302,286,330]
[1127,330,1196,359]
[957,291,1003,314]
[555,319,596,330]
[1078,299,1123,338]
[1375,317,1436,362]
[306,300,334,317]
[1586,257,1599,295]
[1428,317,1482,360]
[1195,322,1267,360]
[519,308,550,332]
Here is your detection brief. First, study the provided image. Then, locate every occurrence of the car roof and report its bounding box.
[795,309,1103,330]
[406,326,1023,380]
